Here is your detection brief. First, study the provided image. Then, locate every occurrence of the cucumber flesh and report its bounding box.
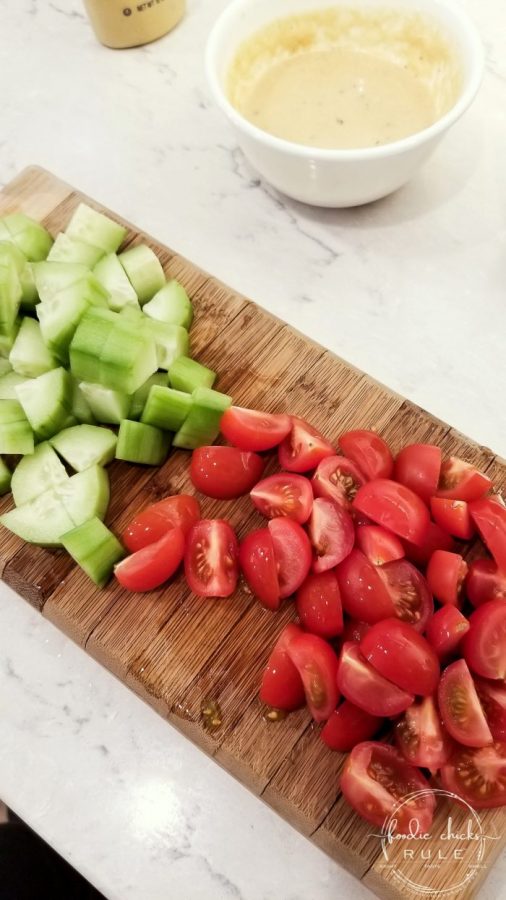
[65,203,126,254]
[0,399,34,454]
[0,255,22,335]
[116,419,170,465]
[71,379,96,424]
[172,387,232,449]
[61,517,125,587]
[142,319,189,371]
[0,359,12,376]
[69,307,118,384]
[168,356,216,393]
[79,381,131,425]
[47,233,104,267]
[57,464,110,526]
[141,386,191,431]
[143,280,193,329]
[9,317,58,377]
[98,316,158,394]
[32,261,89,303]
[0,456,11,495]
[119,245,165,305]
[37,275,109,362]
[129,372,167,420]
[0,243,38,308]
[50,424,117,472]
[0,371,32,400]
[93,253,139,312]
[0,489,75,547]
[16,367,73,440]
[11,440,69,506]
[0,317,21,358]
[2,213,53,261]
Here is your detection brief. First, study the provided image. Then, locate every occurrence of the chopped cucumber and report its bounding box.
[79,381,131,424]
[172,387,232,449]
[141,386,191,431]
[119,245,165,305]
[61,517,125,587]
[0,490,75,547]
[69,307,118,383]
[0,399,34,454]
[0,243,38,308]
[116,419,170,465]
[9,318,58,377]
[143,280,193,329]
[0,371,32,400]
[47,233,104,267]
[98,315,158,394]
[37,275,109,362]
[16,367,72,440]
[32,261,89,303]
[93,253,139,312]
[142,319,189,371]
[11,441,69,506]
[129,372,167,420]
[50,424,117,472]
[57,465,110,526]
[168,356,216,393]
[0,317,21,358]
[71,379,96,424]
[1,213,53,261]
[0,456,11,495]
[0,254,22,335]
[20,263,38,310]
[65,203,126,254]
[0,359,11,377]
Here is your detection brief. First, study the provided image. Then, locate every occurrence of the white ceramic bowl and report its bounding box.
[206,0,483,207]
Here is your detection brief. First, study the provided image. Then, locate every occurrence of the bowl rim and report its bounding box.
[205,0,484,160]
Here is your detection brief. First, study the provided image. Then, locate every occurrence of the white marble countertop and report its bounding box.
[0,0,505,898]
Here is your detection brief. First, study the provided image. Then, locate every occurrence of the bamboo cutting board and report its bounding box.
[1,167,504,899]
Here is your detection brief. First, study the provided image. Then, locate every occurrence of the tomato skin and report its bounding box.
[426,606,470,659]
[403,521,455,567]
[395,696,453,774]
[260,623,305,711]
[353,479,430,545]
[394,443,442,505]
[361,619,440,697]
[321,701,382,752]
[239,528,280,610]
[311,455,366,511]
[341,742,435,834]
[287,632,340,722]
[296,570,343,638]
[426,550,468,607]
[342,619,371,644]
[308,498,355,573]
[122,494,200,552]
[220,406,292,451]
[466,558,506,608]
[436,457,492,502]
[185,519,239,598]
[440,742,506,809]
[474,678,506,741]
[355,525,404,566]
[337,642,414,716]
[268,518,312,599]
[462,599,506,680]
[278,416,334,473]
[250,473,313,524]
[337,549,395,624]
[470,498,506,573]
[339,430,394,480]
[438,659,493,748]
[377,559,434,633]
[190,446,264,500]
[115,527,185,592]
[430,498,474,540]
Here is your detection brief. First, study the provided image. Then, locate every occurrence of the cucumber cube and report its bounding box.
[16,367,73,440]
[0,400,34,454]
[143,280,193,329]
[0,456,11,495]
[142,319,189,371]
[9,318,58,377]
[37,275,110,362]
[69,307,118,383]
[11,441,69,506]
[172,387,232,449]
[0,243,38,309]
[2,213,53,261]
[61,517,125,587]
[129,372,167,420]
[0,256,22,335]
[116,419,170,465]
[98,317,158,394]
[93,253,139,312]
[119,245,165,305]
[32,261,89,304]
[0,359,12,377]
[57,465,110,526]
[50,424,117,472]
[141,386,191,431]
[47,233,104,267]
[71,379,96,424]
[0,371,32,400]
[79,382,131,424]
[0,489,75,547]
[168,356,216,393]
[65,203,126,254]
[0,317,21,358]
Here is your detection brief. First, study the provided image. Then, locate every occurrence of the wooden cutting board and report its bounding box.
[1,167,504,899]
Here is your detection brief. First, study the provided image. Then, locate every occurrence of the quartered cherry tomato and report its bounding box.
[426,550,468,606]
[430,498,474,540]
[278,416,334,473]
[361,619,440,696]
[250,473,313,524]
[342,619,371,644]
[321,701,382,752]
[463,599,506,680]
[260,623,305,711]
[395,695,453,774]
[311,455,366,511]
[470,497,506,573]
[296,570,343,638]
[426,605,470,659]
[436,457,492,502]
[474,678,506,741]
[355,524,405,566]
[353,479,430,545]
[122,494,200,552]
[377,558,434,632]
[441,742,506,809]
[337,642,414,717]
[115,527,185,592]
[339,430,394,480]
[438,659,493,748]
[287,631,340,722]
[307,497,354,573]
[394,443,441,505]
[239,528,280,610]
[185,519,239,598]
[403,520,455,567]
[190,446,264,499]
[220,406,292,451]
[337,549,395,624]
[466,558,506,608]
[268,517,312,598]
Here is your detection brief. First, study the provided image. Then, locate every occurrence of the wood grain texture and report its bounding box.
[1,167,504,899]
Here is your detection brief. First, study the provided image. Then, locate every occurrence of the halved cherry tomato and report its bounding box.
[278,416,334,473]
[353,479,430,545]
[122,494,200,552]
[394,443,442,505]
[426,606,470,659]
[355,525,404,566]
[321,701,382,752]
[441,742,506,809]
[268,517,312,598]
[239,528,280,610]
[466,558,506,608]
[430,498,474,540]
[220,406,292,451]
[296,570,343,638]
[311,455,366,511]
[260,623,305,711]
[337,643,414,716]
[190,446,264,500]
[337,549,395,624]
[463,599,506,680]
[342,619,371,644]
[436,457,492,501]
[287,632,340,722]
[361,619,439,696]
[438,659,493,747]
[185,519,239,598]
[470,497,506,573]
[474,678,506,741]
[341,742,435,833]
[395,696,453,774]
[115,527,185,592]
[250,473,313,524]
[308,498,354,573]
[339,430,394,480]
[377,558,434,632]
[403,521,455,567]
[426,550,468,606]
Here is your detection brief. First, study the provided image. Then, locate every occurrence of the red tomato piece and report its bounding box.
[259,623,305,711]
[268,517,312,598]
[466,558,506,608]
[220,406,292,451]
[403,521,455,567]
[308,497,354,573]
[342,619,371,644]
[353,479,430,545]
[287,632,340,722]
[394,443,442,505]
[426,550,468,607]
[122,494,200,552]
[250,473,313,524]
[377,558,434,632]
[463,599,506,681]
[296,570,343,638]
[337,643,414,716]
[185,519,239,598]
[441,743,506,809]
[438,659,493,748]
[321,701,382,752]
[436,457,492,502]
[338,430,394,480]
[190,446,264,500]
[239,528,280,610]
[474,678,506,741]
[311,455,366,511]
[395,696,453,774]
[341,741,435,833]
[361,619,440,696]
[337,549,395,624]
[470,498,506,573]
[115,527,185,592]
[425,605,470,659]
[430,497,474,540]
[278,416,334,473]
[355,525,405,566]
